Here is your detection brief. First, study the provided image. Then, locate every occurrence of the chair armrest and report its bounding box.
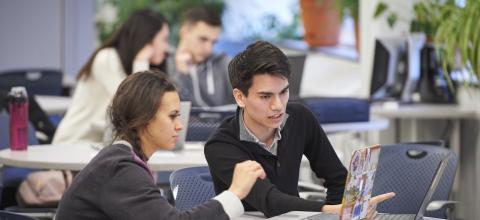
[426,200,459,212]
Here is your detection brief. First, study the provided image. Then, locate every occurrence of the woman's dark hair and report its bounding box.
[108,70,176,161]
[228,41,291,96]
[77,9,168,80]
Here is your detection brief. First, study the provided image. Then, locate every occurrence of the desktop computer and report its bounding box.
[370,33,455,103]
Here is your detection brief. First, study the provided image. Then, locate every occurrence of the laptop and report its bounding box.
[173,101,191,151]
[269,146,452,220]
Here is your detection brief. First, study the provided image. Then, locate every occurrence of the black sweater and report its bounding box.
[56,144,228,220]
[204,103,347,217]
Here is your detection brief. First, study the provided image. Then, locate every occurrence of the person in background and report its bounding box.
[169,6,234,107]
[53,9,170,144]
[56,70,266,219]
[204,41,395,218]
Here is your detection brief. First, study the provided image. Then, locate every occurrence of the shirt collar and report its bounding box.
[238,109,289,152]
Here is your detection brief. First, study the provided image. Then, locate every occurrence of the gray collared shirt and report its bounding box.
[239,109,289,155]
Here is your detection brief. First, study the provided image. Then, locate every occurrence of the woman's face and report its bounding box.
[150,23,170,65]
[139,91,183,152]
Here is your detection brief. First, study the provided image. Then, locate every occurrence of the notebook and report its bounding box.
[173,101,191,151]
[269,145,452,220]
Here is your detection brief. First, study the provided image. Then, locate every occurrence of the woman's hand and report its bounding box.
[135,44,154,63]
[228,160,266,199]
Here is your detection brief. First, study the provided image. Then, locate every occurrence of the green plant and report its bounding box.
[373,0,455,38]
[337,0,359,20]
[96,0,224,44]
[373,0,479,87]
[435,0,480,82]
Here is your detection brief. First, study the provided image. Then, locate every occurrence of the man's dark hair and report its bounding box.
[181,5,222,27]
[228,41,291,96]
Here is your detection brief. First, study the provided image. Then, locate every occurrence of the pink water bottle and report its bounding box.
[8,86,29,151]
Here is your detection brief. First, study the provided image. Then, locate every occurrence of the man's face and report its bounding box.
[180,21,221,63]
[234,74,289,135]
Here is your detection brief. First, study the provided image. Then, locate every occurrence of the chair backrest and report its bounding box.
[0,69,62,96]
[372,143,458,218]
[0,210,38,220]
[169,166,216,211]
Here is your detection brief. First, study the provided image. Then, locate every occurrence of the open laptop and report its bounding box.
[173,101,191,151]
[269,147,452,220]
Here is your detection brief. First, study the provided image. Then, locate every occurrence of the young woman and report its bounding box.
[56,70,266,219]
[53,10,171,144]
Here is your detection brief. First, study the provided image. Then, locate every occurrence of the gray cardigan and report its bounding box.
[168,53,235,107]
[56,144,231,220]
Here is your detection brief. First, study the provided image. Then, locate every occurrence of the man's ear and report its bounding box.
[233,88,246,108]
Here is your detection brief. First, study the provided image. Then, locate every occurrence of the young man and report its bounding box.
[169,6,234,107]
[204,41,394,218]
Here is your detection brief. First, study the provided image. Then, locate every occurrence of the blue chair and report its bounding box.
[0,210,38,220]
[0,112,40,208]
[372,143,458,219]
[0,69,62,96]
[169,166,216,211]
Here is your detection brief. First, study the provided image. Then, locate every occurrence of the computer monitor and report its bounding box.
[370,36,408,101]
[280,47,306,101]
[402,33,426,102]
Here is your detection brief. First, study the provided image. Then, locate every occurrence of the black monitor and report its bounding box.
[280,47,306,101]
[370,36,408,101]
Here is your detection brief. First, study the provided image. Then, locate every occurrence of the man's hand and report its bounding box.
[321,192,396,219]
[366,192,396,219]
[228,160,266,199]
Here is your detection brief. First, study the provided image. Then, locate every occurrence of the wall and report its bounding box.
[0,0,95,79]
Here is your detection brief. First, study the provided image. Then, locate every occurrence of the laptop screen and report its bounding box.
[340,145,382,220]
[173,101,191,151]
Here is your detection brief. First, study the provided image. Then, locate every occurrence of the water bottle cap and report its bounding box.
[9,86,27,96]
[8,86,28,102]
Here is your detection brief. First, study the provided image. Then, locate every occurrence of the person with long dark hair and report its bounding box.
[56,70,266,219]
[53,9,170,144]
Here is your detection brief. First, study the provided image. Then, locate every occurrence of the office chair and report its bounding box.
[0,112,56,219]
[372,143,458,219]
[187,108,235,141]
[169,166,216,211]
[0,210,38,220]
[0,69,63,96]
[0,112,40,207]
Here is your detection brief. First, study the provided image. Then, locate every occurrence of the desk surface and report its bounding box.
[371,102,477,119]
[234,211,444,219]
[0,142,207,171]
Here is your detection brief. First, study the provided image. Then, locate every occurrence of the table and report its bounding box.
[0,142,207,171]
[35,95,72,115]
[234,211,444,219]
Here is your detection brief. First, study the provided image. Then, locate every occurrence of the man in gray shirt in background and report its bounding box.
[169,6,234,107]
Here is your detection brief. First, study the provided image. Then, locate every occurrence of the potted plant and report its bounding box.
[300,0,342,47]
